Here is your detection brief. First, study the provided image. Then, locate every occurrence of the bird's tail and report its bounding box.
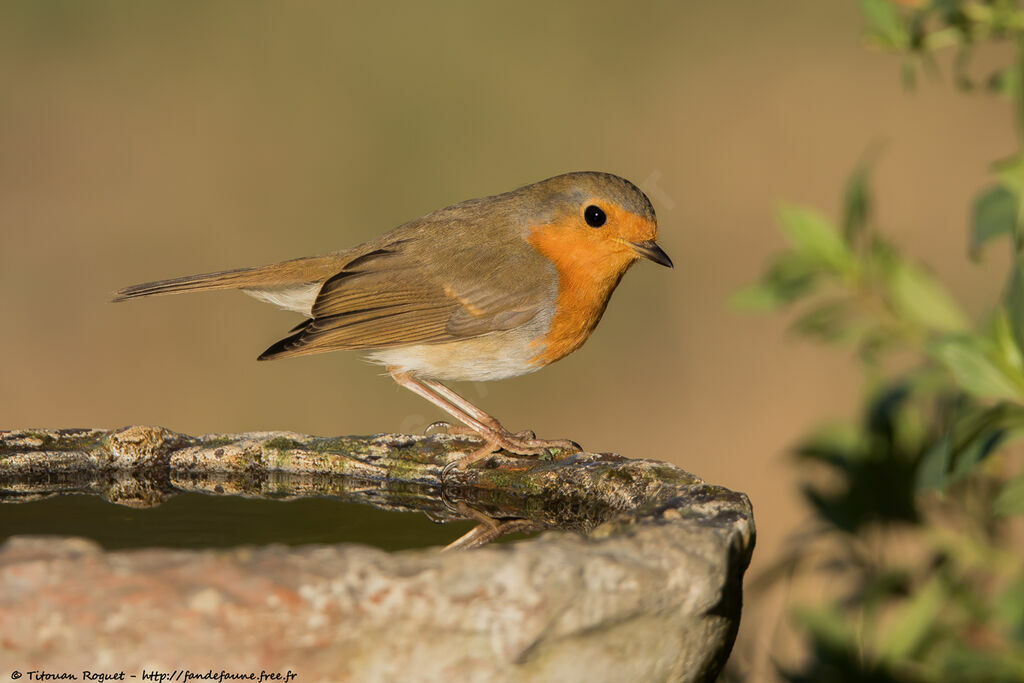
[111,253,345,302]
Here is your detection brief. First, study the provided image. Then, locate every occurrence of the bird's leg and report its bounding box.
[417,379,503,431]
[388,369,580,466]
[402,378,534,440]
[388,369,508,471]
[387,368,580,472]
[419,377,581,454]
[388,368,497,438]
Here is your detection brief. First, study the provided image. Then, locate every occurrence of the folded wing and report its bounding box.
[258,237,549,360]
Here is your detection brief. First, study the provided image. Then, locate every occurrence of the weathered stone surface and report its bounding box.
[0,426,754,682]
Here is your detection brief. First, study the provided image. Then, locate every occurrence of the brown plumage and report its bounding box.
[114,171,672,469]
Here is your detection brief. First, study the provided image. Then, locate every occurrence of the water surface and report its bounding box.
[1,492,476,551]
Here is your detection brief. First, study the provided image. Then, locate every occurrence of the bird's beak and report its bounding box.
[628,240,673,268]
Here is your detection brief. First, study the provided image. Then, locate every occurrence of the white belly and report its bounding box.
[366,315,551,382]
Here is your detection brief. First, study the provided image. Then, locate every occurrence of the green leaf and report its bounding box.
[1006,257,1024,358]
[991,307,1024,373]
[790,300,857,343]
[994,153,1024,253]
[861,0,908,49]
[796,422,868,464]
[888,262,969,333]
[994,471,1024,516]
[950,425,1007,481]
[793,605,858,653]
[777,205,852,274]
[928,336,1024,401]
[994,153,1024,195]
[970,186,1017,260]
[878,576,945,663]
[915,434,952,493]
[842,163,872,245]
[857,327,902,365]
[929,403,1024,486]
[732,253,820,311]
[1016,36,1024,136]
[994,575,1024,639]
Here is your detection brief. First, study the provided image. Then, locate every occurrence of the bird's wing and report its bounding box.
[257,233,551,360]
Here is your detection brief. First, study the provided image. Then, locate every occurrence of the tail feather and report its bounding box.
[112,266,263,301]
[111,254,346,302]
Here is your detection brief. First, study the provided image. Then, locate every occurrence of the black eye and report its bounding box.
[584,204,606,228]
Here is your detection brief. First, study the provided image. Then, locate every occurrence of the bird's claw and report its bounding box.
[441,439,500,480]
[426,421,482,438]
[424,420,453,435]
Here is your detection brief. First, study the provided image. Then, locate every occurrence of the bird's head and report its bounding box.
[522,172,672,282]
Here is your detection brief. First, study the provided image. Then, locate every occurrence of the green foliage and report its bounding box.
[970,186,1017,260]
[995,470,1024,514]
[742,3,1024,679]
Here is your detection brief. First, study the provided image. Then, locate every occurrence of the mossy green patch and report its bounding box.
[474,467,549,497]
[264,437,303,452]
[201,435,236,448]
[646,465,700,487]
[387,454,431,482]
[23,430,99,453]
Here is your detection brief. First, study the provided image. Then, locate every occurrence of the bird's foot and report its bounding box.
[441,429,581,478]
[496,431,581,456]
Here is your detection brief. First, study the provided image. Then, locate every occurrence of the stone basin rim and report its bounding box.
[0,424,753,549]
[0,424,755,682]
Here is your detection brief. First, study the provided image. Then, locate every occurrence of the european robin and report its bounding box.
[114,171,672,470]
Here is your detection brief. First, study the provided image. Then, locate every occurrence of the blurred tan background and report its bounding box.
[0,1,1013,677]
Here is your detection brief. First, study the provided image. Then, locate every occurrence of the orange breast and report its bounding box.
[527,225,635,366]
